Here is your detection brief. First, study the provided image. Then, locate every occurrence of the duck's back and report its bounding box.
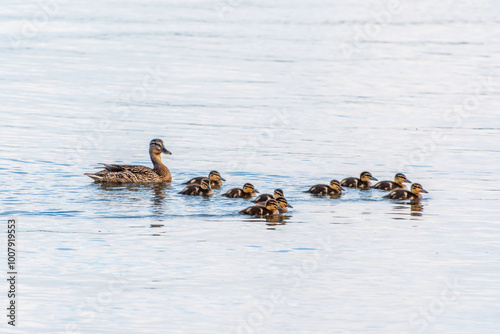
[373,181,404,191]
[222,188,244,198]
[86,164,161,183]
[341,177,360,188]
[384,189,417,200]
[306,184,330,195]
[239,205,276,216]
[252,194,273,203]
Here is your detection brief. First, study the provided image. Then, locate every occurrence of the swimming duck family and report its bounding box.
[85,140,429,216]
[85,139,172,183]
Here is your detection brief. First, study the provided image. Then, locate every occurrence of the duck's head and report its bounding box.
[273,189,284,199]
[276,197,293,209]
[394,173,411,185]
[200,178,212,190]
[410,183,428,194]
[243,183,258,194]
[265,199,283,212]
[149,139,172,155]
[329,179,344,191]
[208,171,225,182]
[360,171,377,182]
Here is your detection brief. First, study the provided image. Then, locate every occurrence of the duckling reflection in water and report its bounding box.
[306,180,344,196]
[222,183,259,198]
[183,171,226,189]
[384,183,428,200]
[239,199,284,216]
[252,188,284,204]
[179,178,214,197]
[341,171,377,189]
[373,173,411,191]
[85,139,173,183]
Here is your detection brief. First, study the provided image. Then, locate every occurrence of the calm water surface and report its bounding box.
[1,0,500,333]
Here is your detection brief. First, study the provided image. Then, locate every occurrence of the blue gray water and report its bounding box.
[1,0,500,333]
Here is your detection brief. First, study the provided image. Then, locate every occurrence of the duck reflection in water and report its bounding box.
[94,182,171,215]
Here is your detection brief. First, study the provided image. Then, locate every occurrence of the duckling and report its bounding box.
[239,199,284,216]
[305,180,344,196]
[252,188,284,204]
[384,183,428,200]
[85,139,172,183]
[183,171,226,188]
[222,183,259,198]
[179,178,214,197]
[341,171,377,189]
[373,173,412,191]
[275,196,293,213]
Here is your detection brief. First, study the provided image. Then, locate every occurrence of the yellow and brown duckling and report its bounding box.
[179,178,214,197]
[373,173,412,191]
[85,139,172,183]
[239,199,284,216]
[252,188,284,204]
[341,171,377,189]
[274,196,293,213]
[183,170,226,188]
[384,183,428,200]
[305,180,344,196]
[222,183,259,198]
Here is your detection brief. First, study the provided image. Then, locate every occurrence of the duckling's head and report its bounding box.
[200,178,211,190]
[149,139,172,155]
[273,189,284,198]
[360,171,377,182]
[208,171,225,182]
[394,173,411,184]
[276,197,293,209]
[265,199,282,212]
[329,180,344,191]
[243,183,258,194]
[410,183,428,194]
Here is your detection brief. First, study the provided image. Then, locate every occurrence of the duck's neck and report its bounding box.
[151,152,171,180]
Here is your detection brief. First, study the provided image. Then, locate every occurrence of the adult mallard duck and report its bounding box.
[179,178,214,197]
[373,173,412,191]
[239,199,284,216]
[305,180,344,196]
[252,188,284,204]
[222,183,259,198]
[341,171,377,189]
[183,171,226,188]
[85,139,172,183]
[384,183,428,200]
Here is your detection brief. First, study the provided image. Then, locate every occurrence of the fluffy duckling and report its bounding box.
[252,188,284,204]
[305,180,344,196]
[222,183,259,198]
[384,183,428,200]
[179,178,214,197]
[373,173,412,191]
[85,139,172,183]
[275,196,293,213]
[239,199,284,216]
[341,171,377,189]
[183,171,226,188]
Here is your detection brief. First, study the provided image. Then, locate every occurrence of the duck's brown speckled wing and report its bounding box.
[87,164,160,183]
